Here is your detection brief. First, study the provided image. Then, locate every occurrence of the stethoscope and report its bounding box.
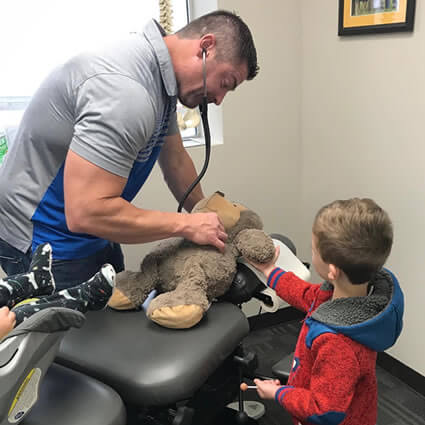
[177,49,211,212]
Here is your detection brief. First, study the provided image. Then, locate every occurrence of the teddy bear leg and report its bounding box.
[147,263,210,329]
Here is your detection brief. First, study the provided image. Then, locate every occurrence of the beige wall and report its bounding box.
[299,1,425,375]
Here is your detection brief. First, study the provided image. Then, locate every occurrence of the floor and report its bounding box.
[235,320,425,425]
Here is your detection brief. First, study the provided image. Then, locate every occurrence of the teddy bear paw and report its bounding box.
[148,304,204,329]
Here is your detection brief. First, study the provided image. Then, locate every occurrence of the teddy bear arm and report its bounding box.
[234,229,275,263]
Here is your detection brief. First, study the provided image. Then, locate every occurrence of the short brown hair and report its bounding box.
[176,10,259,80]
[312,198,393,284]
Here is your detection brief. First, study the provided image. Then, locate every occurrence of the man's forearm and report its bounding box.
[67,196,189,244]
[166,169,204,212]
[67,195,227,251]
[64,146,222,248]
[160,143,205,212]
[163,149,204,212]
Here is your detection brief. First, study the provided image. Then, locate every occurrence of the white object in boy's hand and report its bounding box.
[239,238,311,284]
[238,238,311,313]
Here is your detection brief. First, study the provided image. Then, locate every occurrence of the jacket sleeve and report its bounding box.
[274,334,360,425]
[267,268,325,313]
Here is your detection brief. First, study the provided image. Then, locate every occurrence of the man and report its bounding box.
[0,11,258,290]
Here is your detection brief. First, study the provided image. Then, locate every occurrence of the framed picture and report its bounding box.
[338,0,416,35]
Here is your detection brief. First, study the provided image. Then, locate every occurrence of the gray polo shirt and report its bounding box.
[0,20,178,259]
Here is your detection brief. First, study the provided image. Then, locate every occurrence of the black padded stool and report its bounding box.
[22,364,126,425]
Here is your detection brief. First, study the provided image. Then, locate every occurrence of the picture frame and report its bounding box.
[338,0,416,36]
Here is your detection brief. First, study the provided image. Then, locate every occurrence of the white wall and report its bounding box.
[299,0,425,375]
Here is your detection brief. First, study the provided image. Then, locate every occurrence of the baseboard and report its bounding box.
[248,306,303,331]
[377,351,425,397]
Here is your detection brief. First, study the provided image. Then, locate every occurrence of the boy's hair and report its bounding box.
[312,198,393,284]
[176,10,259,80]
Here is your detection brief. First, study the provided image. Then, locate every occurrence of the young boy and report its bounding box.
[248,198,404,425]
[0,242,115,340]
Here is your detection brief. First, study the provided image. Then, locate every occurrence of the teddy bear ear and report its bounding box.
[193,191,225,213]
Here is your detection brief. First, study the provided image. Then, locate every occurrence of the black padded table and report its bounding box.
[22,364,126,425]
[56,302,249,406]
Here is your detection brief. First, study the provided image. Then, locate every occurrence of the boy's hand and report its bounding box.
[246,246,280,279]
[0,307,16,339]
[254,378,282,399]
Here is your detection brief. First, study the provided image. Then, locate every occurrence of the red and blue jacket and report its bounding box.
[267,268,404,425]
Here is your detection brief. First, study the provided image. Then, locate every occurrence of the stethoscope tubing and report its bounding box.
[177,50,211,213]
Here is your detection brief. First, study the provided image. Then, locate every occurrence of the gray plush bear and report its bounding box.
[108,192,275,328]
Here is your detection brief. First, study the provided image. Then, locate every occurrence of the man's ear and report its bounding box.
[197,34,216,58]
[327,264,340,281]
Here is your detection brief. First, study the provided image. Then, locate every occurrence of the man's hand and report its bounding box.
[182,212,228,252]
[246,246,280,279]
[254,378,282,400]
[0,307,16,339]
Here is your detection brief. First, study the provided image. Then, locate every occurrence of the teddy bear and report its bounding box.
[107,191,275,328]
